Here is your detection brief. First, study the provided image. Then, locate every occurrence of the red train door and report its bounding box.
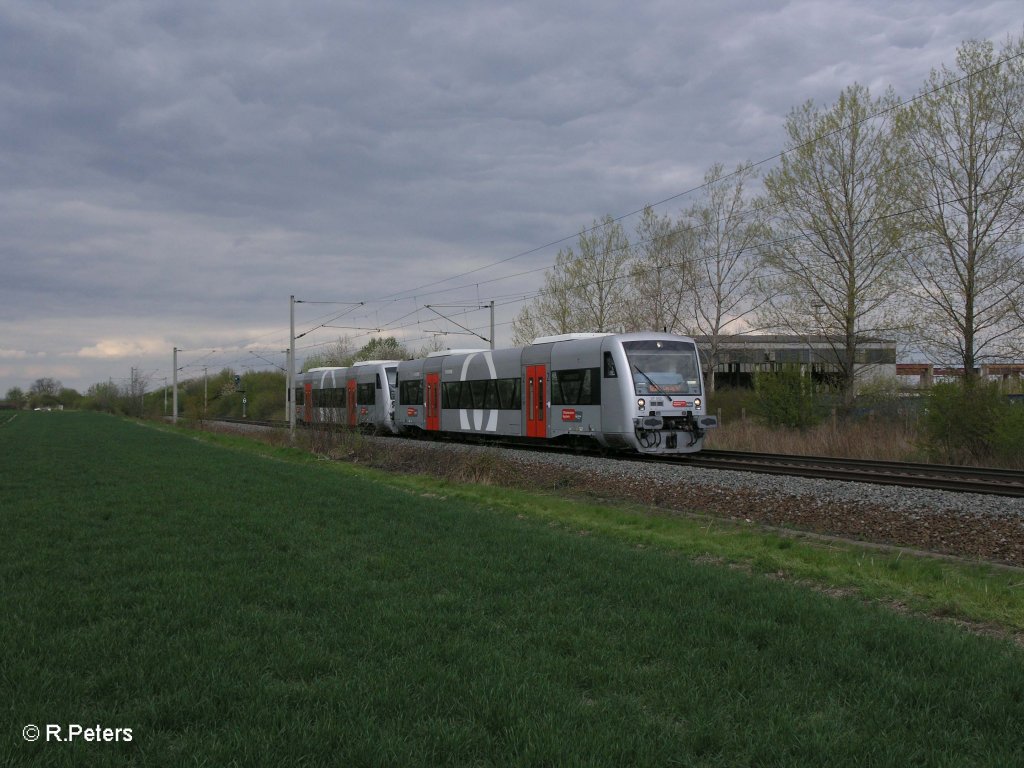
[347,379,357,427]
[303,383,312,423]
[526,364,547,438]
[425,373,440,431]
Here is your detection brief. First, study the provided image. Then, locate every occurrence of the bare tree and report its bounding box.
[414,335,449,357]
[759,83,908,406]
[29,377,62,398]
[126,367,150,417]
[29,377,64,408]
[349,336,408,363]
[302,336,355,371]
[511,261,577,345]
[899,35,1024,376]
[684,162,769,393]
[1008,292,1024,359]
[512,215,632,343]
[625,206,694,334]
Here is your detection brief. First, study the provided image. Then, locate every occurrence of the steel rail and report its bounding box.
[678,450,1024,498]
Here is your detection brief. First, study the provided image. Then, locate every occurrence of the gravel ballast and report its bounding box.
[361,436,1024,568]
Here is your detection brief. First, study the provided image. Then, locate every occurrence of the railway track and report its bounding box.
[682,450,1024,498]
[203,419,1024,498]
[206,417,288,429]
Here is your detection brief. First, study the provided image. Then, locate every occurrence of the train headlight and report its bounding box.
[637,398,646,410]
[695,398,702,409]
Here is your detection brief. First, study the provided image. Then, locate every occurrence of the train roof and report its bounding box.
[531,333,611,345]
[426,349,489,358]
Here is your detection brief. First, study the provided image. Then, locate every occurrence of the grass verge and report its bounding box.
[193,420,1024,637]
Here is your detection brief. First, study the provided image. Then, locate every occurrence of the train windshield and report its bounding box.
[622,340,702,396]
[386,367,398,390]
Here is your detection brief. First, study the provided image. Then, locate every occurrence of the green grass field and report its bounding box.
[2,412,1023,767]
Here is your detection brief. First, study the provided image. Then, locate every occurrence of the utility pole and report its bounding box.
[490,300,495,350]
[289,295,296,438]
[284,349,290,425]
[135,367,144,416]
[172,347,178,424]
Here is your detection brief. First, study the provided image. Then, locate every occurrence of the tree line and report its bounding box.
[4,369,290,421]
[512,35,1024,406]
[2,336,418,417]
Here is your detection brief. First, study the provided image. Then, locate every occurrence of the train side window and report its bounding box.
[458,382,475,409]
[496,378,521,410]
[356,382,375,405]
[604,352,617,378]
[552,368,601,405]
[399,380,423,405]
[483,381,499,410]
[439,379,523,409]
[376,373,382,389]
[442,382,459,409]
[469,380,487,409]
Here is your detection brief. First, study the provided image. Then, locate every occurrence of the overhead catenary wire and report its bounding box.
[360,45,1024,307]
[172,42,1023,374]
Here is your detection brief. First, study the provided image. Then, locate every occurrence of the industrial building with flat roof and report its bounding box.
[694,334,1023,390]
[693,334,897,389]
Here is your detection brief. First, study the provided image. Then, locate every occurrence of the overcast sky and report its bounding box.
[1,0,1020,396]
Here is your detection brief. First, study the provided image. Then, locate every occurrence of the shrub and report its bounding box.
[991,397,1024,468]
[706,386,757,425]
[922,380,1024,466]
[753,366,830,430]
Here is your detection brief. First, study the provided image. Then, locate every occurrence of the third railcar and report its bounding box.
[294,360,400,434]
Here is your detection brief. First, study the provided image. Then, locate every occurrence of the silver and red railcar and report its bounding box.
[293,360,401,434]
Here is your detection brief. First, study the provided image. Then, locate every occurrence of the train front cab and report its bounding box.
[601,333,717,454]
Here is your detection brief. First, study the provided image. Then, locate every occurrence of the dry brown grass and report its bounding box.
[311,430,514,486]
[704,418,925,462]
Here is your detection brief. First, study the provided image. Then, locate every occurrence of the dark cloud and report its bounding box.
[0,0,1019,392]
